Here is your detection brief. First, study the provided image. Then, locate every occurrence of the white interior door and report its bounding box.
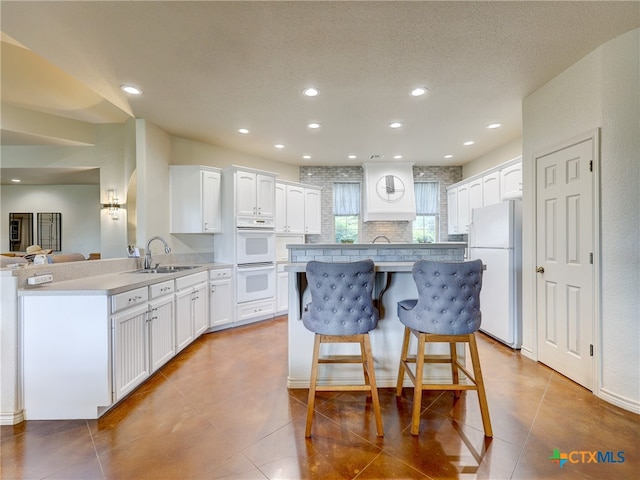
[536,137,594,389]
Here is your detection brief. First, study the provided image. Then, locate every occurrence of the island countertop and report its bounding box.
[286,241,466,265]
[285,261,415,273]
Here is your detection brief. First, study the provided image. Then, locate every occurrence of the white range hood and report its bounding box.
[362,162,416,222]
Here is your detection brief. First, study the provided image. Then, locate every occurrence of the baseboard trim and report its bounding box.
[0,410,24,425]
[598,387,640,415]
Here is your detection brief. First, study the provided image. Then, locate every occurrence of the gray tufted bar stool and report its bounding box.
[396,259,492,436]
[302,259,384,437]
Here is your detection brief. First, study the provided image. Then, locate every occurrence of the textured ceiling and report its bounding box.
[1,1,639,172]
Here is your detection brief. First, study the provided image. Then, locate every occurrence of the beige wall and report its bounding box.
[462,137,522,179]
[171,136,299,181]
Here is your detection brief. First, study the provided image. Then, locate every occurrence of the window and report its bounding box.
[413,182,439,243]
[333,182,360,243]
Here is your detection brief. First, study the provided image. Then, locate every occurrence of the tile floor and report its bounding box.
[2,316,638,479]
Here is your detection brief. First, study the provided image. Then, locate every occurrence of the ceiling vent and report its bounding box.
[369,154,384,160]
[362,162,416,222]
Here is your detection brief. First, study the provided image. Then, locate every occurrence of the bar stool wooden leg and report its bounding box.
[360,336,371,389]
[305,334,322,437]
[410,333,426,435]
[396,326,411,395]
[363,334,384,436]
[468,333,493,437]
[449,341,461,398]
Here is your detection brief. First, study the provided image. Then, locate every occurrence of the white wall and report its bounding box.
[1,184,100,255]
[522,28,639,412]
[462,137,522,179]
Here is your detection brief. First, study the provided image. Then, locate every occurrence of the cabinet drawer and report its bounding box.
[112,287,148,313]
[149,280,175,299]
[236,299,274,322]
[175,271,209,290]
[209,268,232,281]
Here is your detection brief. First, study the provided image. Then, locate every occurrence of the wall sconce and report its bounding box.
[101,189,122,220]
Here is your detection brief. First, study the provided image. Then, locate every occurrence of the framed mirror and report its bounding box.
[9,213,34,252]
[37,213,62,252]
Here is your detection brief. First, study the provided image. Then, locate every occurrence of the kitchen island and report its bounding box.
[285,242,467,389]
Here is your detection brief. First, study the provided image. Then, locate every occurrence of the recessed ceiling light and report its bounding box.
[389,122,403,129]
[238,128,249,134]
[302,155,311,159]
[120,84,142,95]
[487,123,502,129]
[463,141,475,146]
[444,154,453,159]
[307,122,321,129]
[274,144,285,149]
[11,178,21,183]
[410,87,428,97]
[348,155,357,159]
[394,155,403,159]
[303,87,319,97]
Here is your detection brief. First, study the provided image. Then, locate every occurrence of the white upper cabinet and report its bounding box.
[275,182,305,233]
[304,187,322,234]
[500,161,523,200]
[276,181,322,235]
[446,157,521,235]
[170,166,221,233]
[468,178,483,220]
[456,183,470,234]
[482,171,501,206]
[275,183,287,232]
[447,188,459,234]
[236,170,275,217]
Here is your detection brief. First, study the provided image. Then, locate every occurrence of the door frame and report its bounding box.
[532,129,601,392]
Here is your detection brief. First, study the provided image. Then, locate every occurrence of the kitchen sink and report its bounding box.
[133,265,201,274]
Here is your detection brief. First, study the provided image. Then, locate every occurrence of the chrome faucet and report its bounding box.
[371,235,391,244]
[144,236,171,269]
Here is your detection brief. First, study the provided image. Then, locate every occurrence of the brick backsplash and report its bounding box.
[300,165,463,244]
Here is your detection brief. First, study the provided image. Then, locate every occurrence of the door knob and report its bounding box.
[536,266,545,274]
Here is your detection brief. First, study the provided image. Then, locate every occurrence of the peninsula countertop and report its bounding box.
[17,262,233,297]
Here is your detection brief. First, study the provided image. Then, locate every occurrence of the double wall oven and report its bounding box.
[236,216,276,303]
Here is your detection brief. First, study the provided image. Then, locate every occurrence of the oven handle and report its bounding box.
[237,263,275,270]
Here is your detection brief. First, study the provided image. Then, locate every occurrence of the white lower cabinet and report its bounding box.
[112,282,176,402]
[209,269,233,329]
[276,264,288,314]
[237,298,275,323]
[112,303,150,401]
[175,271,209,352]
[193,282,208,336]
[148,294,175,373]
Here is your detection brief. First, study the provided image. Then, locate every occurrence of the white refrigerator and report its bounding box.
[468,200,522,349]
